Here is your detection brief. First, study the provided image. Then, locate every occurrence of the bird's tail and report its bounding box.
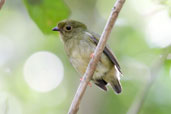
[110,78,122,94]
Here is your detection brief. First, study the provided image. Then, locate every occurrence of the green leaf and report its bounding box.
[23,0,70,34]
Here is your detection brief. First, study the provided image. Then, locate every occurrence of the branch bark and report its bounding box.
[127,45,171,114]
[68,0,126,114]
[0,0,5,10]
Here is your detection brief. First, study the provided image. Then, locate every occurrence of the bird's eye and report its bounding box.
[65,25,72,31]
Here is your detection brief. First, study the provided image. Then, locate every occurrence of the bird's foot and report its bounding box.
[90,53,94,58]
[80,77,92,87]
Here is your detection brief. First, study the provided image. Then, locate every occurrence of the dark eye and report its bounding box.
[65,26,72,31]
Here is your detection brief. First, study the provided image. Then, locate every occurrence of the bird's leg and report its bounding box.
[90,53,94,58]
[80,77,92,87]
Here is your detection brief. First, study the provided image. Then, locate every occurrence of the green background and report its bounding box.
[0,0,171,114]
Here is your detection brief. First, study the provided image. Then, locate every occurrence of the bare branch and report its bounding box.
[68,0,126,114]
[0,0,5,10]
[127,45,171,114]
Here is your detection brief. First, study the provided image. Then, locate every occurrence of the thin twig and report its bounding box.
[0,0,5,10]
[68,0,126,114]
[127,45,171,114]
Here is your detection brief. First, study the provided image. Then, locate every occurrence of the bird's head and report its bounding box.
[52,20,87,41]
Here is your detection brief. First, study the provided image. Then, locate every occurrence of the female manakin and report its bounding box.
[53,20,122,94]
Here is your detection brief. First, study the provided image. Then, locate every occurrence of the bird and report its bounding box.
[52,19,122,94]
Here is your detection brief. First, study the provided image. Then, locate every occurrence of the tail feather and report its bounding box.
[95,79,108,91]
[110,79,122,94]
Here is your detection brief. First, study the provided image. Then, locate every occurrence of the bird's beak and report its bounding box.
[52,27,60,31]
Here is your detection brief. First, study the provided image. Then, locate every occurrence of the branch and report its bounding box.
[0,0,5,10]
[127,45,171,114]
[68,0,126,114]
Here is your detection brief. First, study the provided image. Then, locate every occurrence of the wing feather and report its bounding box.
[85,31,122,74]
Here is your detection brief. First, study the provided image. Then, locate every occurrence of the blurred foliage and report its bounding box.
[164,60,171,76]
[0,0,171,114]
[157,0,171,16]
[158,0,171,6]
[23,0,70,34]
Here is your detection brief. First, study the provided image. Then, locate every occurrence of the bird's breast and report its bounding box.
[65,39,95,74]
[64,38,113,81]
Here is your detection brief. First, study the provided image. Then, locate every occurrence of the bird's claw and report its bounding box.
[90,53,94,58]
[80,77,92,87]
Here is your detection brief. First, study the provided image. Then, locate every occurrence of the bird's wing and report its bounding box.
[85,31,122,74]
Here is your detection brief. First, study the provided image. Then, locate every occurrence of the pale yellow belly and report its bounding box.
[66,39,113,80]
[69,49,113,80]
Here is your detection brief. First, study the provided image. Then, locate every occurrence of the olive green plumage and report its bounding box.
[53,20,122,94]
